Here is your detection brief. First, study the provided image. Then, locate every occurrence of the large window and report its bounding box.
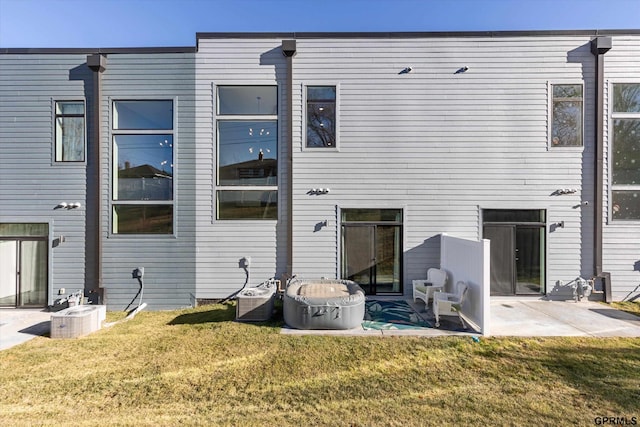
[550,84,583,147]
[611,83,640,220]
[55,101,85,162]
[306,86,336,148]
[216,86,278,220]
[112,100,174,234]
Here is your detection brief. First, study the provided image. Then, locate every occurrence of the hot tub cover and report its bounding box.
[283,279,365,330]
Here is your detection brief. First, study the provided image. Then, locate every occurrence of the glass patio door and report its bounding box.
[341,209,402,295]
[483,225,515,296]
[0,240,18,306]
[342,225,375,293]
[483,210,545,296]
[0,223,48,308]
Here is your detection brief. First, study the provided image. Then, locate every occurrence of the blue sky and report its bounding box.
[0,0,638,48]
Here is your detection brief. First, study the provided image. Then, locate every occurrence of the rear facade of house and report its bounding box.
[1,31,639,310]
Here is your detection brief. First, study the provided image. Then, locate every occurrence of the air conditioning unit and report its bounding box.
[51,305,106,339]
[236,282,276,322]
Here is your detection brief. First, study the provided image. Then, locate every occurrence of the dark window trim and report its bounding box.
[53,100,86,163]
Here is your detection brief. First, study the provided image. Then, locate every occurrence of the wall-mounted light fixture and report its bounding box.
[54,202,82,210]
[399,66,413,74]
[52,235,66,248]
[553,188,578,195]
[308,188,330,195]
[454,66,469,74]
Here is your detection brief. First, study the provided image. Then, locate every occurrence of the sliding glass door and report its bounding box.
[341,209,402,295]
[0,224,48,307]
[483,210,546,296]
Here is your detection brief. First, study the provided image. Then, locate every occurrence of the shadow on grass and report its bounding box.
[167,300,285,327]
[168,304,236,325]
[610,301,640,318]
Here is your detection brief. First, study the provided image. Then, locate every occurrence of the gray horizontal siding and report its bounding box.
[193,36,601,298]
[602,36,640,301]
[195,39,286,299]
[0,54,88,303]
[100,52,197,310]
[289,36,597,294]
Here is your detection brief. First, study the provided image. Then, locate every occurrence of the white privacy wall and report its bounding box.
[440,234,491,335]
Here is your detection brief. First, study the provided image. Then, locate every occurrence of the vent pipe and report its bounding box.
[282,40,296,281]
[590,36,612,302]
[87,54,106,300]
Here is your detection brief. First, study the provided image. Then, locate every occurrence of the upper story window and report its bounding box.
[112,100,174,234]
[216,86,278,220]
[611,83,640,220]
[306,86,336,148]
[550,84,583,147]
[55,101,85,162]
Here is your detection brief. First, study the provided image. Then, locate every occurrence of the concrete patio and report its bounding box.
[2,299,640,350]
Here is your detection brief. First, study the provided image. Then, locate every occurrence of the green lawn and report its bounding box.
[1,302,639,426]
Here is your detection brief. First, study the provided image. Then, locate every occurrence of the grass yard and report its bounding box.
[613,300,640,317]
[1,302,639,426]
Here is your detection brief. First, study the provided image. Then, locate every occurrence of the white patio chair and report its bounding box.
[412,268,447,307]
[433,280,468,328]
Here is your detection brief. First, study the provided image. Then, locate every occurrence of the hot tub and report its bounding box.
[283,279,365,330]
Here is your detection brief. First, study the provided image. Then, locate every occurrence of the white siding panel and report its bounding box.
[195,39,286,298]
[289,36,596,294]
[603,36,640,301]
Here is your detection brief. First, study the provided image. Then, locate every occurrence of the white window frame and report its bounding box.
[548,82,584,149]
[109,97,177,236]
[52,99,86,164]
[214,83,279,221]
[302,82,340,151]
[609,81,640,222]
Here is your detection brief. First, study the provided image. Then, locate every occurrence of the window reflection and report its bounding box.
[218,86,277,115]
[218,121,277,186]
[613,119,640,186]
[55,101,85,162]
[114,135,173,200]
[551,84,582,147]
[612,191,640,220]
[113,205,173,234]
[307,86,336,147]
[613,84,640,113]
[113,100,173,130]
[217,190,278,220]
[612,84,640,220]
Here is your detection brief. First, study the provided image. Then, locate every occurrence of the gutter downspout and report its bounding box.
[87,54,106,301]
[282,40,296,281]
[590,36,612,303]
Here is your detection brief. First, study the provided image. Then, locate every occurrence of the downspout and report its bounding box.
[590,36,612,302]
[282,40,297,280]
[87,54,106,301]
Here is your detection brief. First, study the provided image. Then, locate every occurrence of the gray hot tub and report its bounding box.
[283,279,365,330]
